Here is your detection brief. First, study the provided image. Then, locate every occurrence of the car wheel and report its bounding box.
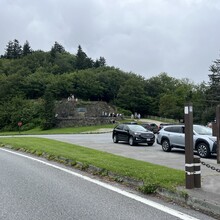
[197,142,210,158]
[113,134,118,143]
[161,139,171,152]
[129,136,135,146]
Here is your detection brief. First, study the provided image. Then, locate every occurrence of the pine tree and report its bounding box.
[22,40,32,56]
[207,58,220,106]
[4,39,22,59]
[50,41,66,60]
[4,40,14,59]
[93,56,106,68]
[52,41,65,53]
[12,39,22,58]
[75,45,93,70]
[99,56,106,67]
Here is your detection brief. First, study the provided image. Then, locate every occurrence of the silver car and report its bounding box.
[156,124,217,158]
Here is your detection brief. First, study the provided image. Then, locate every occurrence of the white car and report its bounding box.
[156,124,217,158]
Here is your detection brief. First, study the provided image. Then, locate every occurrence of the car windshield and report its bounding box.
[127,125,147,132]
[193,125,212,135]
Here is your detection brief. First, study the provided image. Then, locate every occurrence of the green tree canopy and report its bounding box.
[22,40,32,56]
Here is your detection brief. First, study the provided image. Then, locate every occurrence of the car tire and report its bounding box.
[161,139,171,152]
[197,142,210,158]
[113,134,118,143]
[129,136,135,146]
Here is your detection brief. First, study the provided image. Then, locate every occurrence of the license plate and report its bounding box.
[147,138,150,141]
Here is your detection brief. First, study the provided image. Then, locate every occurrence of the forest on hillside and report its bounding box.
[0,39,220,131]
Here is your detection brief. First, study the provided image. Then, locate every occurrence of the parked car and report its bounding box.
[112,123,155,146]
[157,124,217,158]
[141,122,159,134]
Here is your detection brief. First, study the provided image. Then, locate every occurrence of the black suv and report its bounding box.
[112,123,155,146]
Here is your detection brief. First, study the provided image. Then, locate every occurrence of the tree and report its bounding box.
[50,41,66,59]
[4,40,14,59]
[12,39,22,58]
[70,70,103,101]
[4,39,22,59]
[96,67,128,102]
[75,45,93,70]
[116,76,151,116]
[145,73,179,115]
[22,40,32,56]
[41,89,56,130]
[206,58,220,107]
[94,56,106,68]
[52,41,65,53]
[159,94,178,118]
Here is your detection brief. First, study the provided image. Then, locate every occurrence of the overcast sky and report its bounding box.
[1,0,220,84]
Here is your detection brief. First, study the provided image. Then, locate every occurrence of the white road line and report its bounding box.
[0,148,199,220]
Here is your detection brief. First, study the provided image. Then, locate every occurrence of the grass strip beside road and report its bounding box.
[0,137,185,193]
[0,124,116,135]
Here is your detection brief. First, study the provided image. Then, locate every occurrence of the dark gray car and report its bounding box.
[112,124,155,146]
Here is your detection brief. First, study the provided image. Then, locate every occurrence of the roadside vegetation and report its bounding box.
[0,39,220,132]
[0,137,185,194]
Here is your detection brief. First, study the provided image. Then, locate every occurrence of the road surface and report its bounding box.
[0,147,215,220]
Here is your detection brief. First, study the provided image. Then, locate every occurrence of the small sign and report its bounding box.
[18,121,22,127]
[184,106,189,114]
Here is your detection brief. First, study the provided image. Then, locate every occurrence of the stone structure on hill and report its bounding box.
[55,99,121,127]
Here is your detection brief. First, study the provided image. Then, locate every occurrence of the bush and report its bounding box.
[20,123,36,131]
[116,107,132,117]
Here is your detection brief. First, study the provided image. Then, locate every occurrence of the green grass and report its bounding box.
[0,137,185,193]
[0,124,116,135]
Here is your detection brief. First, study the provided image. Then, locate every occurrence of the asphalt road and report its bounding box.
[0,148,215,220]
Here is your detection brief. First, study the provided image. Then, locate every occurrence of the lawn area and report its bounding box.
[0,124,116,135]
[0,137,185,193]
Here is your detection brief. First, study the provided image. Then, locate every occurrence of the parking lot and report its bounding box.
[37,132,218,175]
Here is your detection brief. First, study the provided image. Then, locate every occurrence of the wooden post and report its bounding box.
[184,103,194,189]
[193,156,201,188]
[216,105,220,164]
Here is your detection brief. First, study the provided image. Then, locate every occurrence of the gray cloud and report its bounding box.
[1,0,220,83]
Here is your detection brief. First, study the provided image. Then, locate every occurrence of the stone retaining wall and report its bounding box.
[55,117,114,128]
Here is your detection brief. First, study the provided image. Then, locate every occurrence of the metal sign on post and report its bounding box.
[184,103,194,189]
[18,121,22,134]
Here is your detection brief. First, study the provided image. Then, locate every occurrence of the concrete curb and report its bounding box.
[157,188,220,218]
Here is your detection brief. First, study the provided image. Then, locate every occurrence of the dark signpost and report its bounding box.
[216,105,220,164]
[184,103,201,189]
[184,103,194,189]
